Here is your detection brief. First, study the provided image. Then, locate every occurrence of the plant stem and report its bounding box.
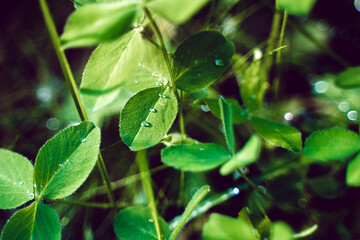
[170,185,210,240]
[136,150,163,240]
[236,168,272,203]
[39,0,116,209]
[143,7,187,142]
[273,10,288,100]
[143,7,179,100]
[49,199,130,209]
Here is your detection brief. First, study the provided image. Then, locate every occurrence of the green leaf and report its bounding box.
[74,0,118,8]
[308,177,340,199]
[146,0,209,24]
[251,117,302,152]
[80,30,144,111]
[173,31,235,92]
[1,202,61,240]
[346,152,360,186]
[161,143,230,172]
[205,98,248,124]
[240,51,268,111]
[335,66,360,89]
[123,38,169,93]
[219,96,235,155]
[113,206,170,240]
[277,0,316,16]
[34,121,101,199]
[0,149,33,209]
[202,213,257,240]
[303,127,360,161]
[220,135,261,176]
[120,87,178,151]
[170,185,210,240]
[60,2,138,49]
[270,221,293,240]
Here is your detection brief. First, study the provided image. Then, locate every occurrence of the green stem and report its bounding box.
[39,0,116,209]
[236,168,271,203]
[273,10,288,99]
[179,91,186,141]
[170,185,210,240]
[136,150,163,240]
[143,7,179,100]
[49,199,131,209]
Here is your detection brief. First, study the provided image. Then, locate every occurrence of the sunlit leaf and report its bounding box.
[147,0,209,24]
[173,31,234,92]
[1,202,61,240]
[251,117,302,152]
[205,98,248,124]
[80,30,144,111]
[270,221,293,240]
[335,66,360,89]
[346,152,360,186]
[0,149,33,209]
[220,135,261,176]
[303,127,360,161]
[202,213,257,240]
[61,2,138,48]
[277,0,316,16]
[34,121,101,199]
[120,87,178,151]
[161,143,230,172]
[240,51,268,111]
[219,96,235,155]
[113,206,170,240]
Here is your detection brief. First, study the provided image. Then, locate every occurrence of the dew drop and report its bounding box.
[214,59,224,66]
[134,80,139,84]
[59,163,64,167]
[284,112,294,121]
[138,62,142,67]
[152,72,159,78]
[66,159,69,163]
[231,187,240,196]
[28,193,34,198]
[141,121,151,127]
[54,171,58,175]
[81,138,87,143]
[199,148,204,151]
[201,105,210,112]
[34,184,37,188]
[158,93,167,99]
[347,110,358,121]
[19,181,23,185]
[149,108,157,113]
[338,101,350,112]
[156,82,164,87]
[255,185,267,197]
[148,218,154,223]
[40,185,44,188]
[314,80,328,93]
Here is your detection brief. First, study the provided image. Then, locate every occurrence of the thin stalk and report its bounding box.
[100,139,123,152]
[263,4,281,82]
[273,10,288,99]
[143,7,187,143]
[136,150,163,240]
[50,199,123,209]
[39,0,116,208]
[143,7,179,101]
[179,90,186,141]
[236,168,272,203]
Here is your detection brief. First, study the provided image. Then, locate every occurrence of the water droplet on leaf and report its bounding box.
[81,138,87,143]
[19,181,23,185]
[28,193,34,198]
[158,93,167,99]
[149,108,157,113]
[59,163,64,167]
[148,218,154,223]
[156,82,164,87]
[141,121,151,127]
[214,59,224,66]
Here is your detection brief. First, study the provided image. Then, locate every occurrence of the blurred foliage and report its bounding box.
[2,0,360,239]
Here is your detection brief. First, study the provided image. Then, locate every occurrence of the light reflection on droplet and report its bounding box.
[347,110,358,121]
[201,105,210,112]
[338,101,350,112]
[46,118,60,130]
[214,59,224,66]
[141,121,151,127]
[284,112,294,121]
[314,81,328,93]
[355,0,360,12]
[255,185,267,197]
[148,219,154,223]
[231,187,240,196]
[149,108,157,113]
